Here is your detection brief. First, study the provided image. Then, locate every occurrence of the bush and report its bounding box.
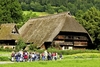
[15,38,26,51]
[46,8,55,14]
[58,9,63,13]
[28,44,37,51]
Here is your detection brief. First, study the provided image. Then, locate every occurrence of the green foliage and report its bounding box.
[59,5,68,11]
[30,2,44,12]
[15,39,26,51]
[17,10,39,28]
[20,2,30,11]
[0,0,23,24]
[57,9,63,13]
[19,0,100,15]
[0,56,10,61]
[76,7,100,48]
[45,4,55,14]
[46,8,55,14]
[57,5,68,13]
[28,44,37,51]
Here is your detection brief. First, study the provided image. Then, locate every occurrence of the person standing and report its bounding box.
[44,50,48,60]
[59,53,62,60]
[11,51,15,62]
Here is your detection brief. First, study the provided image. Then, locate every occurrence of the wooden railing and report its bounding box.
[55,35,88,40]
[74,42,87,46]
[54,41,73,45]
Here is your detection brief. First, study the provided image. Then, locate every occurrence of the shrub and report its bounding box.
[15,38,26,51]
[28,44,37,51]
[58,9,63,13]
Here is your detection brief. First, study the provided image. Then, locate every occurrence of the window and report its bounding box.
[66,36,73,39]
[12,29,18,34]
[56,35,65,39]
[68,46,73,50]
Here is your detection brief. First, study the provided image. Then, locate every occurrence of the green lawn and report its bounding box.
[23,11,49,16]
[1,51,100,67]
[0,58,100,67]
[0,51,11,57]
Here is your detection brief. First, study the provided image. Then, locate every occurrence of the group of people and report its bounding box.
[11,50,63,62]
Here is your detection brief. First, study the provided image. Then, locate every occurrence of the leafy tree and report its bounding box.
[59,5,68,12]
[15,39,26,51]
[75,10,84,18]
[29,44,37,51]
[58,9,63,13]
[17,11,39,28]
[41,0,49,5]
[21,2,30,11]
[30,2,44,12]
[19,0,100,16]
[76,7,100,49]
[46,8,55,14]
[0,0,23,24]
[45,4,55,14]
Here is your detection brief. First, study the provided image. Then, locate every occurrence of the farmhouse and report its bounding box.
[0,23,20,49]
[19,12,93,50]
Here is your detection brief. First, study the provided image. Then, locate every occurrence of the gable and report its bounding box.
[0,23,19,40]
[12,26,19,34]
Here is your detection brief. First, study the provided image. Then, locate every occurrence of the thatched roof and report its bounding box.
[19,12,92,47]
[0,23,19,40]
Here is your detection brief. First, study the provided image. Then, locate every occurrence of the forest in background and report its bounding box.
[19,0,100,15]
[0,0,100,49]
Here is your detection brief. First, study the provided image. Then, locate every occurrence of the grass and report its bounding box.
[23,11,49,16]
[0,51,11,61]
[65,53,100,58]
[0,58,100,67]
[0,52,100,67]
[0,51,11,57]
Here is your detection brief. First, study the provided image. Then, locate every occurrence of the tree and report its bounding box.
[17,10,39,28]
[59,5,68,12]
[15,39,26,51]
[0,0,23,24]
[58,9,63,13]
[67,2,77,15]
[21,2,30,11]
[76,7,100,49]
[30,2,44,12]
[45,4,55,14]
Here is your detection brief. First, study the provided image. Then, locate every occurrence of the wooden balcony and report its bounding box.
[54,41,73,45]
[74,41,87,46]
[55,35,88,41]
[55,35,65,39]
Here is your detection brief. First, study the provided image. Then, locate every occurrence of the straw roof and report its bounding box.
[0,23,19,40]
[19,12,92,47]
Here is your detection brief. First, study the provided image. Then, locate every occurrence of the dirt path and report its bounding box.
[0,61,14,64]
